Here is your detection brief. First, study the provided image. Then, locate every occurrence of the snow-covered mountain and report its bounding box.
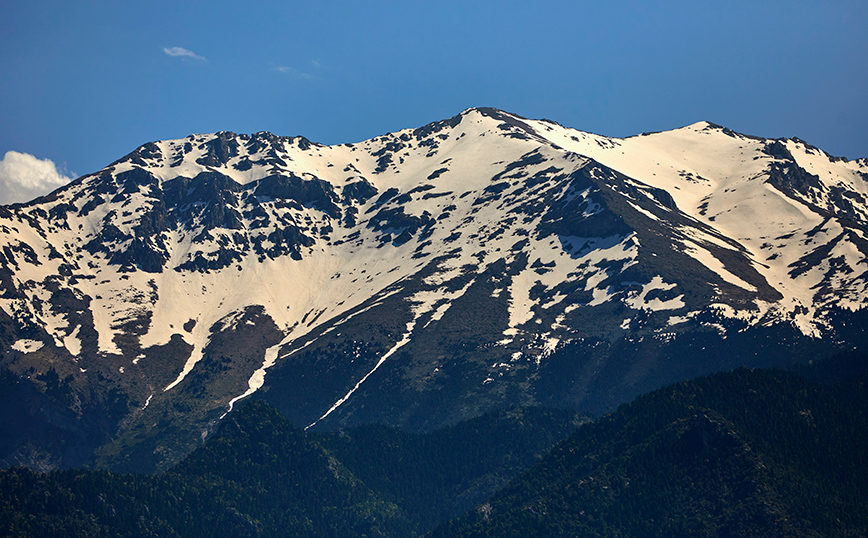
[2,107,867,471]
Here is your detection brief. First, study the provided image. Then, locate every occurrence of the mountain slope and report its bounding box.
[313,406,583,530]
[1,107,866,471]
[3,365,866,537]
[0,400,412,538]
[0,401,581,537]
[429,367,868,538]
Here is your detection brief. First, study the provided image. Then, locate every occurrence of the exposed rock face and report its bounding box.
[1,108,867,471]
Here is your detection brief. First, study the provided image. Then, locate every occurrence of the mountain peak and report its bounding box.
[2,108,867,472]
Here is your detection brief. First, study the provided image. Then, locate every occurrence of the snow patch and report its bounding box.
[307,319,416,429]
[63,325,81,356]
[163,343,205,392]
[11,339,43,353]
[222,343,283,418]
[681,242,757,292]
[623,276,685,312]
[667,315,690,326]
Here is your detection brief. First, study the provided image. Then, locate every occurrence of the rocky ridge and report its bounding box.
[1,107,866,471]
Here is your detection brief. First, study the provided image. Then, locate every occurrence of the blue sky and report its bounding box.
[1,1,866,202]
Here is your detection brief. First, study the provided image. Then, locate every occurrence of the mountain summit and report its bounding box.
[2,108,867,471]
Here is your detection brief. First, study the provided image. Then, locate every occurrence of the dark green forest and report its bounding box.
[2,353,867,537]
[431,355,868,537]
[0,403,580,537]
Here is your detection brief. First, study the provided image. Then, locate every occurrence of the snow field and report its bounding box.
[2,107,867,416]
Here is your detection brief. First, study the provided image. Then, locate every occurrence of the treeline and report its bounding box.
[430,363,868,537]
[0,403,407,538]
[0,403,580,537]
[314,406,583,529]
[2,355,867,537]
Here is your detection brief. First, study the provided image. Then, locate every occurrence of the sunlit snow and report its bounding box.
[1,107,866,421]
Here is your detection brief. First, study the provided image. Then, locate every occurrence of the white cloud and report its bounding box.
[163,46,206,61]
[274,59,328,80]
[0,151,75,205]
[274,66,315,79]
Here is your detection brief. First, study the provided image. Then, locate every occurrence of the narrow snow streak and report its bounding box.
[221,343,282,418]
[163,344,204,392]
[306,320,416,429]
[3,107,867,437]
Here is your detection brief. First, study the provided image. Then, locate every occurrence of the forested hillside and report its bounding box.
[3,355,867,537]
[430,360,868,537]
[0,403,579,537]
